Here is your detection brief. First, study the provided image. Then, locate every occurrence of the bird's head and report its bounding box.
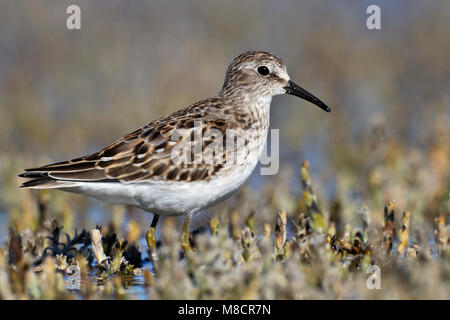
[220,50,330,112]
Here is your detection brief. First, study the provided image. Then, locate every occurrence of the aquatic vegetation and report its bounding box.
[0,103,449,299]
[0,152,448,299]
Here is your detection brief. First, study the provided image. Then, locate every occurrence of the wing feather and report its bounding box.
[19,98,237,188]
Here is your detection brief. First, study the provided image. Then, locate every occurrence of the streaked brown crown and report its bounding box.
[220,51,288,98]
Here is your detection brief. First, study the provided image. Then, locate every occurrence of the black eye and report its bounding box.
[257,66,270,76]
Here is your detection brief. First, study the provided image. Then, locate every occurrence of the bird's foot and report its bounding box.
[180,214,193,253]
[180,235,191,253]
[146,226,157,252]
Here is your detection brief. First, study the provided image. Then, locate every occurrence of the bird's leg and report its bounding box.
[180,214,193,252]
[146,214,160,251]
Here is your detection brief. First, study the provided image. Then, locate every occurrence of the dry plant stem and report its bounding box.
[275,210,287,256]
[90,229,107,264]
[434,215,448,254]
[398,211,410,255]
[209,218,220,235]
[301,161,320,213]
[300,160,326,231]
[383,201,396,253]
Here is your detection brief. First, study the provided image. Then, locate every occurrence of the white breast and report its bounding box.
[64,150,262,217]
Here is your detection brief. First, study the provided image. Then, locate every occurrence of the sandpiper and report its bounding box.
[19,51,330,251]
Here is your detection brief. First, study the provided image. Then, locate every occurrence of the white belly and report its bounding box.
[63,146,262,216]
[137,158,258,216]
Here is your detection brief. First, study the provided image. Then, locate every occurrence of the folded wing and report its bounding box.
[19,104,231,188]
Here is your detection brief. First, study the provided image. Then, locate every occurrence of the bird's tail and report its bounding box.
[18,172,79,189]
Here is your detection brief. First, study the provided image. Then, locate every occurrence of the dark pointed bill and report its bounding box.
[284,80,331,112]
